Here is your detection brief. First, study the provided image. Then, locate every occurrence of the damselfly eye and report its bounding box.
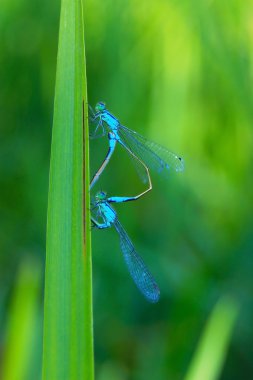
[95,191,107,201]
[95,102,106,112]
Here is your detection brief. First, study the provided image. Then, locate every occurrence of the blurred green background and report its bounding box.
[1,0,253,379]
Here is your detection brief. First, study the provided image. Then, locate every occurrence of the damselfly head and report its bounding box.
[95,101,106,112]
[95,191,107,202]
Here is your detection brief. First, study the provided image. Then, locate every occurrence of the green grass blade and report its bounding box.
[2,260,41,380]
[184,297,239,380]
[42,0,93,377]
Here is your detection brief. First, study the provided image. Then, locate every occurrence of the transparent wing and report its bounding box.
[118,125,184,176]
[114,219,160,303]
[116,129,149,184]
[129,154,149,184]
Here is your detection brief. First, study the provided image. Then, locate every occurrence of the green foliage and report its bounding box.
[2,261,41,380]
[42,0,93,378]
[185,297,239,380]
[0,0,252,378]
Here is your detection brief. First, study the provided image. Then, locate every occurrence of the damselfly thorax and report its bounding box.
[98,202,117,226]
[100,110,120,131]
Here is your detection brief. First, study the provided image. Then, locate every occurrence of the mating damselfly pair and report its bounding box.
[90,102,184,303]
